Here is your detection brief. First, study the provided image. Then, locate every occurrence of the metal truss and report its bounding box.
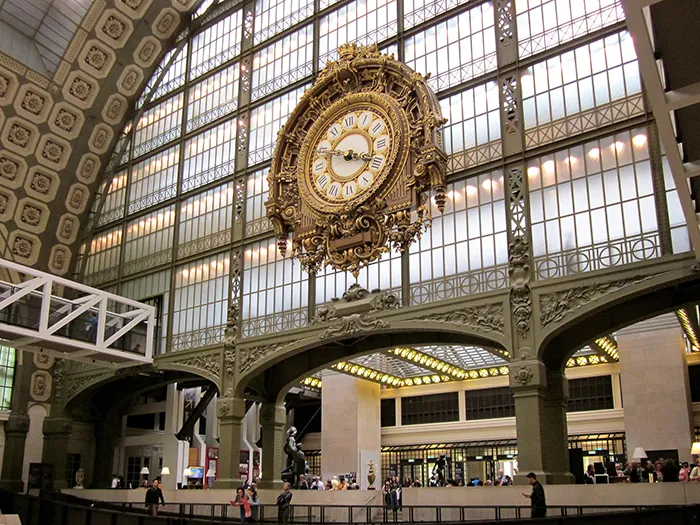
[0,259,154,368]
[591,335,620,362]
[622,0,700,261]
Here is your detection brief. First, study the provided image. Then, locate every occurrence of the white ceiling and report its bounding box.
[0,0,93,75]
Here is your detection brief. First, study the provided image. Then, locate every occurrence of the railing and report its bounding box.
[0,259,154,365]
[2,491,699,525]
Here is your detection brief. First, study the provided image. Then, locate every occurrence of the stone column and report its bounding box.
[205,392,219,447]
[618,327,693,463]
[511,361,574,484]
[93,417,121,489]
[321,372,381,489]
[258,402,286,489]
[216,396,246,489]
[162,383,185,490]
[0,413,30,491]
[41,417,73,490]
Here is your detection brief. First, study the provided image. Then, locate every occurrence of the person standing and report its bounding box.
[233,486,252,523]
[277,482,293,525]
[145,479,166,517]
[521,472,546,518]
[247,487,260,521]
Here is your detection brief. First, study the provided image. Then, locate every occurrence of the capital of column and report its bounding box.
[4,413,30,436]
[217,396,247,422]
[509,358,547,391]
[259,402,286,428]
[42,417,73,437]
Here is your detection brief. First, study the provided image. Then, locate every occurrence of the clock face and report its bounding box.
[308,108,393,204]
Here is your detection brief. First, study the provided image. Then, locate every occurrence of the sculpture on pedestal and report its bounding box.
[432,454,448,487]
[367,460,376,490]
[281,426,309,488]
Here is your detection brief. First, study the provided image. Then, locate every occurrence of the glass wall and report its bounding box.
[78,0,685,352]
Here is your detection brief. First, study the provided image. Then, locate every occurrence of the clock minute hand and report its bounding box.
[315,149,344,157]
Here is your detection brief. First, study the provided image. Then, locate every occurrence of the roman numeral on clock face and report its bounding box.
[374,135,388,151]
[358,171,374,188]
[370,120,385,136]
[316,173,330,189]
[343,182,357,198]
[369,156,384,171]
[343,114,356,129]
[327,182,341,197]
[359,112,373,129]
[313,159,326,174]
[328,124,342,140]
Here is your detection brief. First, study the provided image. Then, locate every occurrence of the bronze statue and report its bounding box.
[281,426,309,488]
[432,454,448,487]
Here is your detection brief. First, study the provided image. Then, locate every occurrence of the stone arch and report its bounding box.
[235,319,510,401]
[537,261,700,370]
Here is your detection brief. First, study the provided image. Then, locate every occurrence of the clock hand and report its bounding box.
[314,149,344,157]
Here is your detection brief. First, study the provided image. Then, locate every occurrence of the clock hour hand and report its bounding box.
[315,149,344,157]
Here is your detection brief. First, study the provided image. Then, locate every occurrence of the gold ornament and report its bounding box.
[266,43,447,277]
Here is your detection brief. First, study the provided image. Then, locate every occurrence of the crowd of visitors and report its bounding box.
[583,457,695,483]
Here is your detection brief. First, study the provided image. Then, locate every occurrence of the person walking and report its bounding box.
[145,479,166,517]
[277,482,293,525]
[521,472,546,518]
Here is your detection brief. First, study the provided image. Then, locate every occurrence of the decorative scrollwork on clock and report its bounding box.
[266,43,447,277]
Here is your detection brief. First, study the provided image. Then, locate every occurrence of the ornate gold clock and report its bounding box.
[266,44,447,277]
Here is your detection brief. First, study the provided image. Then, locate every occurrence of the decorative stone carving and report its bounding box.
[171,353,221,381]
[36,134,71,170]
[101,94,128,125]
[63,71,99,110]
[0,150,27,189]
[223,301,239,380]
[8,230,40,265]
[76,154,101,184]
[171,0,198,11]
[117,66,144,97]
[96,9,134,48]
[89,124,113,154]
[65,372,110,401]
[239,341,296,374]
[418,303,505,334]
[30,370,52,402]
[0,67,19,105]
[14,84,52,123]
[0,188,17,221]
[134,36,161,68]
[540,275,652,327]
[49,244,72,275]
[53,359,65,402]
[26,166,59,202]
[34,352,55,369]
[65,183,90,214]
[312,284,400,324]
[49,102,85,140]
[15,198,49,234]
[56,214,80,244]
[320,313,389,339]
[79,40,117,79]
[509,236,532,339]
[2,117,40,155]
[116,0,154,18]
[512,365,533,385]
[153,8,179,39]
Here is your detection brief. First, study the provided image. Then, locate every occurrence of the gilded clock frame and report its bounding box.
[266,43,447,277]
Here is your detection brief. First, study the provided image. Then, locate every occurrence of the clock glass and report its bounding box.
[310,109,391,203]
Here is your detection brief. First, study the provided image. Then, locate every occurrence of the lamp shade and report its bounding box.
[183,468,193,477]
[161,467,170,476]
[691,442,700,455]
[632,447,647,459]
[206,469,215,478]
[140,467,150,475]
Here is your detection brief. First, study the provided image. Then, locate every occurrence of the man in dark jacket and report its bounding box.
[277,482,293,524]
[521,472,546,518]
[145,479,166,516]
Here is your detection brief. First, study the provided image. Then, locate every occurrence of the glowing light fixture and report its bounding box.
[388,347,470,380]
[676,308,700,351]
[588,148,600,159]
[632,134,647,147]
[593,335,619,361]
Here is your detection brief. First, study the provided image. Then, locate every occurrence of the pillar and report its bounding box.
[618,327,693,463]
[205,393,219,447]
[0,413,30,491]
[93,417,121,489]
[162,383,186,490]
[215,396,246,489]
[41,417,73,489]
[511,361,574,484]
[258,402,286,489]
[321,371,381,489]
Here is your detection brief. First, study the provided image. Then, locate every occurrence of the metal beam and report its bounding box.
[385,347,470,380]
[676,308,700,351]
[665,81,700,111]
[176,386,218,441]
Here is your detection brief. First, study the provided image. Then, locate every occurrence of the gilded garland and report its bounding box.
[266,43,447,276]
